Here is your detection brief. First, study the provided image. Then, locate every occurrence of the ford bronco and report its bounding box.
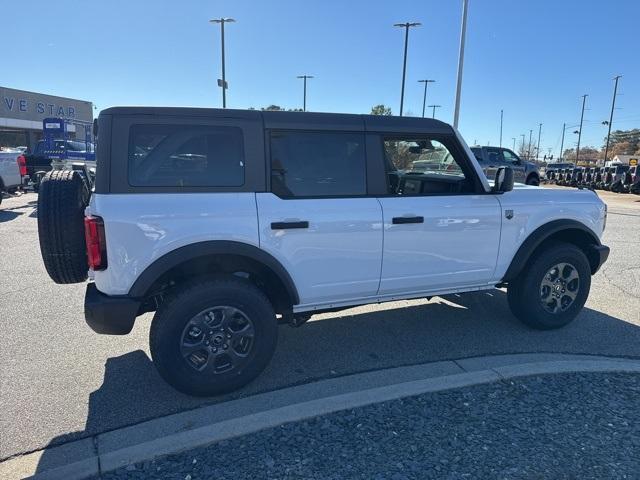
[37,107,609,396]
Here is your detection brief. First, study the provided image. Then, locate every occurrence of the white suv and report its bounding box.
[37,107,609,396]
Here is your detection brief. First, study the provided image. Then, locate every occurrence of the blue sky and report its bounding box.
[2,0,638,156]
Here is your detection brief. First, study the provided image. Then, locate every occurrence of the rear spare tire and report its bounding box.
[38,170,90,284]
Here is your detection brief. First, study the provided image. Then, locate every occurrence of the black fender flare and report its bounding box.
[128,240,300,304]
[502,219,601,282]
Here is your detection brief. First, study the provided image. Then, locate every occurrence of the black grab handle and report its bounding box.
[271,221,309,230]
[392,216,424,224]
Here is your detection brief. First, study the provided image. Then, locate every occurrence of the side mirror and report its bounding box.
[493,166,514,193]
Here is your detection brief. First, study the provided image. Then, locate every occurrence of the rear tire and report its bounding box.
[37,170,90,284]
[507,242,591,330]
[150,277,278,397]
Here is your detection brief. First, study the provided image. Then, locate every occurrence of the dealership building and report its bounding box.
[0,86,93,151]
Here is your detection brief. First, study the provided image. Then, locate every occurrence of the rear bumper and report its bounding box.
[84,283,140,335]
[588,244,610,274]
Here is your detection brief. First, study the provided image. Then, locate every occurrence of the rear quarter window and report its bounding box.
[128,125,244,187]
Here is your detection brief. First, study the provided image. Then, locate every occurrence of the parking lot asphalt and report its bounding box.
[1,189,639,461]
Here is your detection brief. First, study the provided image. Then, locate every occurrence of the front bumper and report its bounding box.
[84,283,141,335]
[588,244,610,274]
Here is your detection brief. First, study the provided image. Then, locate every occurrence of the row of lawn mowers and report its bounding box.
[544,164,640,194]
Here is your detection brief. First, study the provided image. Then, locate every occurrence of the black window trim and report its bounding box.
[105,114,265,194]
[267,128,371,200]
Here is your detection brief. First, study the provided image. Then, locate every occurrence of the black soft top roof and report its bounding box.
[99,107,454,134]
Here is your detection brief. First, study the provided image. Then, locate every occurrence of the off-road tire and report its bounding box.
[37,170,90,284]
[150,277,278,397]
[507,241,591,330]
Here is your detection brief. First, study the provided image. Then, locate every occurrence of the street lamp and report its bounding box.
[296,75,314,112]
[453,0,469,129]
[394,22,421,116]
[427,104,441,118]
[511,137,516,150]
[418,79,435,118]
[576,94,588,163]
[536,123,542,162]
[209,17,236,108]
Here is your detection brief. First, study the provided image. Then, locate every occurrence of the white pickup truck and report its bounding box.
[0,149,23,205]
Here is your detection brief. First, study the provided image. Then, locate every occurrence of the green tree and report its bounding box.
[370,104,392,116]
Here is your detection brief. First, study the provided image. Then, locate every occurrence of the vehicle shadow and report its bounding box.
[0,209,23,222]
[34,289,640,474]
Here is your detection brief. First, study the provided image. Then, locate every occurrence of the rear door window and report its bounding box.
[270,131,366,197]
[128,125,244,187]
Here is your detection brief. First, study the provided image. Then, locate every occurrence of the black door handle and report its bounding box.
[392,216,424,224]
[271,221,309,230]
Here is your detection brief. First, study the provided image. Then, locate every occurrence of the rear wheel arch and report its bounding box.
[129,241,299,314]
[502,220,601,282]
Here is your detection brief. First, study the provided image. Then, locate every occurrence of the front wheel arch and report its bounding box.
[502,220,601,282]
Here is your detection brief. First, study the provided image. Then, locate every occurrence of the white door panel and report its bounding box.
[256,193,383,305]
[378,195,501,294]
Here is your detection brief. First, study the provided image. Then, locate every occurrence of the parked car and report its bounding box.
[37,107,609,396]
[609,164,630,193]
[595,167,609,189]
[545,162,574,183]
[0,149,23,205]
[601,167,614,191]
[470,146,540,185]
[626,165,640,194]
[582,167,594,187]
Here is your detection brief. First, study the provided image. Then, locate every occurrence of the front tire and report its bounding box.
[525,175,540,186]
[507,242,591,330]
[150,277,278,396]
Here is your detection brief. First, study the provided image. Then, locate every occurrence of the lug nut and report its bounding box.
[223,344,228,350]
[226,334,232,338]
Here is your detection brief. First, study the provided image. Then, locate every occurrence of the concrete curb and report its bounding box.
[2,354,639,479]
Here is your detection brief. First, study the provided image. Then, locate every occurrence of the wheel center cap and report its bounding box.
[212,334,224,345]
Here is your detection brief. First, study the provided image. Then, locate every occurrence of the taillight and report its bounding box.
[17,155,27,176]
[84,216,107,270]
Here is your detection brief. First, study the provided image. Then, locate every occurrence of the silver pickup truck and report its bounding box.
[471,146,540,185]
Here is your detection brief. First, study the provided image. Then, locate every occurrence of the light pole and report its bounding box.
[512,137,516,150]
[603,75,621,164]
[536,123,542,162]
[453,0,469,129]
[418,79,435,118]
[499,109,503,147]
[394,22,421,116]
[559,122,566,161]
[527,129,533,160]
[209,17,235,108]
[428,104,441,118]
[296,75,314,112]
[576,94,588,163]
[520,134,526,154]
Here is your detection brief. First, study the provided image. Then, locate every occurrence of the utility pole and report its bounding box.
[209,17,235,108]
[394,22,421,116]
[576,94,588,163]
[527,129,533,160]
[603,75,622,164]
[499,109,503,147]
[428,104,441,118]
[536,123,542,162]
[520,134,526,154]
[296,75,314,112]
[453,0,469,129]
[559,122,566,161]
[418,79,435,118]
[512,137,516,150]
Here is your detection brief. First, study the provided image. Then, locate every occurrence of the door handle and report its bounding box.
[392,216,424,224]
[271,221,309,230]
